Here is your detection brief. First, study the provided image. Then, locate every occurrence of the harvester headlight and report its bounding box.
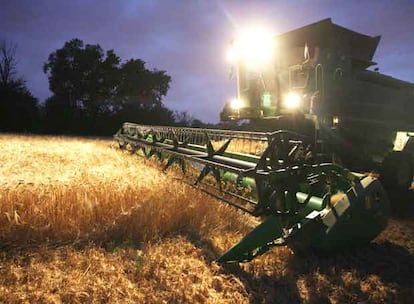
[227,27,275,69]
[283,92,302,110]
[226,46,239,63]
[230,98,243,110]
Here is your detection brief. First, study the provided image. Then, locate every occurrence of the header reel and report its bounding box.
[115,122,390,263]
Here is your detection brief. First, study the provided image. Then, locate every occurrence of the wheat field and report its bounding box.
[0,134,413,303]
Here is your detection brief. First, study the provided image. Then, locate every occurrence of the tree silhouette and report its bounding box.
[0,40,39,132]
[117,59,170,106]
[0,40,19,87]
[43,38,174,134]
[0,38,201,135]
[43,39,120,114]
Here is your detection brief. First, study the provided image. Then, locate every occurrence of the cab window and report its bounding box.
[290,69,308,89]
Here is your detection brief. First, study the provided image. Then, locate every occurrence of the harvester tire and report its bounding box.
[380,151,413,190]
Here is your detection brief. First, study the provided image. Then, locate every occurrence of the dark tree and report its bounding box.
[174,110,196,126]
[0,40,19,87]
[0,40,39,132]
[117,59,170,106]
[43,38,173,134]
[43,39,120,115]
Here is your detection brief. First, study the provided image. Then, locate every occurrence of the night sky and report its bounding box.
[1,0,413,123]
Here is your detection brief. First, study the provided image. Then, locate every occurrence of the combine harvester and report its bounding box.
[115,19,413,263]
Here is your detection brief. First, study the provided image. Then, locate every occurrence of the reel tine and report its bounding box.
[195,166,211,185]
[215,137,232,156]
[205,132,214,157]
[163,155,186,174]
[172,129,179,149]
[182,135,191,148]
[180,159,187,174]
[155,150,163,161]
[142,147,151,158]
[118,141,126,150]
[212,167,222,189]
[163,156,175,171]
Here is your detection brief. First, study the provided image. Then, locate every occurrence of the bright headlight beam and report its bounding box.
[226,45,239,63]
[284,92,302,110]
[230,98,243,110]
[227,27,275,69]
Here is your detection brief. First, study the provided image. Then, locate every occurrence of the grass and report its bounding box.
[0,134,413,303]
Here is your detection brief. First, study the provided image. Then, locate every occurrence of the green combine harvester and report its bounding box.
[114,19,414,263]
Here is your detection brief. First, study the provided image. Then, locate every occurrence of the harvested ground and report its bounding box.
[0,134,413,303]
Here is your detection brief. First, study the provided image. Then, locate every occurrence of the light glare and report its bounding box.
[227,27,275,69]
[284,92,302,110]
[226,46,239,63]
[230,98,243,110]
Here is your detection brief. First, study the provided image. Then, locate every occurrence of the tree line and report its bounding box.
[0,39,203,135]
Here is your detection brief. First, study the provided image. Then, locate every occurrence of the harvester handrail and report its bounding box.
[122,122,269,141]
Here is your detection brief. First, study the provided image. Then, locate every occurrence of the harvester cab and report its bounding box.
[221,18,381,130]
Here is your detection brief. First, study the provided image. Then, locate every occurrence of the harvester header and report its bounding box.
[114,122,390,263]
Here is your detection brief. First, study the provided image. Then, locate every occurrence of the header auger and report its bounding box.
[114,122,390,263]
